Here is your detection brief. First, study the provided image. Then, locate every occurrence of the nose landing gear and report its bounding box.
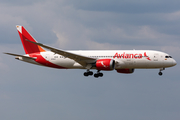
[158,72,163,76]
[158,68,165,76]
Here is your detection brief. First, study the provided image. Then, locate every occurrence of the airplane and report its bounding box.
[4,26,177,78]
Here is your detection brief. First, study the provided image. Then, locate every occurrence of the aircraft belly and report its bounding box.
[20,57,40,65]
[134,60,164,68]
[49,58,75,68]
[148,61,163,68]
[134,59,147,68]
[115,59,136,69]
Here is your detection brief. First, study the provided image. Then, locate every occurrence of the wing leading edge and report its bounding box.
[26,40,97,67]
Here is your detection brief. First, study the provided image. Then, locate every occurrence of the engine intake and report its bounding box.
[96,59,115,71]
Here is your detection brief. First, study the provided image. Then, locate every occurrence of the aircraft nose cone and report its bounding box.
[172,59,177,66]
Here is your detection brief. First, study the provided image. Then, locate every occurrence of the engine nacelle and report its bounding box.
[96,59,115,71]
[116,69,134,74]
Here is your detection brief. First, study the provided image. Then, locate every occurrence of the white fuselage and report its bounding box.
[22,50,176,70]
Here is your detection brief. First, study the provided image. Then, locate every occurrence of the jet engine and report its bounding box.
[116,69,134,74]
[95,59,115,70]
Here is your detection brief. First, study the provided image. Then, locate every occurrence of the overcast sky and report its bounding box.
[0,0,180,120]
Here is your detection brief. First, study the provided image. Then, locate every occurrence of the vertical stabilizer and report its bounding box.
[16,25,45,54]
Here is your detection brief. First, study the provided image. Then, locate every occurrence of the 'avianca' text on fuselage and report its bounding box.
[4,26,177,78]
[113,52,151,61]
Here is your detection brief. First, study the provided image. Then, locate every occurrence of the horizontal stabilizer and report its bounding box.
[4,52,36,60]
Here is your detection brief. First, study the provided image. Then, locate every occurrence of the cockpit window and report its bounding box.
[165,56,172,58]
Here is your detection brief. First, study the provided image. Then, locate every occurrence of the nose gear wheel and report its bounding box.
[158,68,165,76]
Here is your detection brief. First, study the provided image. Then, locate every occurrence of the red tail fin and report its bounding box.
[16,25,45,54]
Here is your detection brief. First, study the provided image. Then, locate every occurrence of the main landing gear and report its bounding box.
[94,70,103,78]
[83,70,103,78]
[84,70,93,76]
[158,68,165,76]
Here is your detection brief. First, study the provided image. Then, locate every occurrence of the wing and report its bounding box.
[4,52,37,60]
[26,40,97,67]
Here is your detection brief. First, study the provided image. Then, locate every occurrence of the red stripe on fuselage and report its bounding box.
[29,52,67,69]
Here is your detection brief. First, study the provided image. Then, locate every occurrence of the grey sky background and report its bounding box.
[0,0,180,120]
